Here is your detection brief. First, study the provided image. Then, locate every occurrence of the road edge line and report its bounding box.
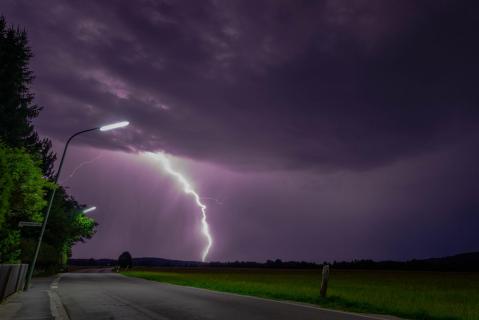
[48,275,69,320]
[120,273,404,320]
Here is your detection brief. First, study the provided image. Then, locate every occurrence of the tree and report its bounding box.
[45,187,97,265]
[118,251,133,268]
[0,15,97,268]
[20,186,98,268]
[0,16,56,177]
[0,143,53,262]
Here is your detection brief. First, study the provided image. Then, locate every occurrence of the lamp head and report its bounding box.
[83,206,97,213]
[99,121,129,131]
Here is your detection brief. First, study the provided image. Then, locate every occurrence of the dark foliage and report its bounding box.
[118,251,133,268]
[0,16,56,177]
[331,252,479,272]
[0,15,96,268]
[71,252,479,272]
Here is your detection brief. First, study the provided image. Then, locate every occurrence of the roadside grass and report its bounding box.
[122,268,479,320]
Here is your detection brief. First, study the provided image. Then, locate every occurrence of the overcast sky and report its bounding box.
[2,0,478,262]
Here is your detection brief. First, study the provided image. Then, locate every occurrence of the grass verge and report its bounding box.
[122,268,479,320]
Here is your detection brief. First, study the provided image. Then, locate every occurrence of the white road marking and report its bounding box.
[48,274,70,320]
[48,290,70,320]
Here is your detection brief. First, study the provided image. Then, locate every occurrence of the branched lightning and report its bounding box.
[61,154,103,184]
[145,152,213,262]
[201,197,224,205]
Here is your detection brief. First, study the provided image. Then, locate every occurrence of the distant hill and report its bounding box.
[69,251,479,271]
[69,257,204,268]
[133,257,203,267]
[331,251,479,272]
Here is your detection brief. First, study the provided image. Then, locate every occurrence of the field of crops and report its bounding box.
[123,268,479,320]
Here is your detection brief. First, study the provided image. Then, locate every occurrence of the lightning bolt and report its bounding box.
[145,152,213,262]
[61,154,103,184]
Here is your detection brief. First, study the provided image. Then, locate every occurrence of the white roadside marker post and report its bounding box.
[320,264,330,298]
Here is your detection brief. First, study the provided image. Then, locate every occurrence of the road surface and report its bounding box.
[52,272,393,320]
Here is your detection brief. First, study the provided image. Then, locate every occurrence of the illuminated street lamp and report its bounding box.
[25,121,129,289]
[99,121,129,131]
[83,206,97,214]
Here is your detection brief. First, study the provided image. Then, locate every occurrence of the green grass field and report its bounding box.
[122,268,479,320]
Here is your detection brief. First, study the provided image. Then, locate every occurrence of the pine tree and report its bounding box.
[0,16,55,177]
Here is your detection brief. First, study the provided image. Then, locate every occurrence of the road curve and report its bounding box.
[55,272,391,320]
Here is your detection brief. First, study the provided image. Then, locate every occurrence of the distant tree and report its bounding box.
[118,251,133,268]
[0,16,56,177]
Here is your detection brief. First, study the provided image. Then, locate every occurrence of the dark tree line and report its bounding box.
[69,251,479,272]
[0,16,96,269]
[0,16,55,177]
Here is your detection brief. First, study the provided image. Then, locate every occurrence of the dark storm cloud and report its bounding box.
[2,1,478,262]
[3,0,479,171]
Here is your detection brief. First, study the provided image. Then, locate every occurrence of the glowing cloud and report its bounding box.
[145,152,213,262]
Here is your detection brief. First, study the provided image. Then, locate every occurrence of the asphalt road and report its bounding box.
[54,272,392,320]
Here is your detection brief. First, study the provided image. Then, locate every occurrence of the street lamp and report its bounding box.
[83,206,97,214]
[99,121,129,131]
[25,121,129,289]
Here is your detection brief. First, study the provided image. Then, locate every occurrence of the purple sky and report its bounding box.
[2,0,479,262]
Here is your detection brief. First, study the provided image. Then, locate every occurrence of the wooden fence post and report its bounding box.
[320,264,330,298]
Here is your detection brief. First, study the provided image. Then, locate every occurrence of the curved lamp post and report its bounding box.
[25,121,129,289]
